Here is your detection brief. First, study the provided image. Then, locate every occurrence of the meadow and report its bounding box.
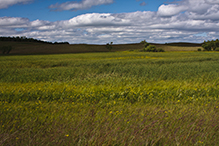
[0,51,219,145]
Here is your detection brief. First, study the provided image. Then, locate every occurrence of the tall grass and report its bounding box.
[1,51,219,145]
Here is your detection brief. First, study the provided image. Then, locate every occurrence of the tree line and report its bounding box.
[0,36,70,54]
[0,36,69,44]
[202,39,219,51]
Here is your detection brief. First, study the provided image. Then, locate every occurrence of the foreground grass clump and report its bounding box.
[1,51,219,145]
[1,101,219,145]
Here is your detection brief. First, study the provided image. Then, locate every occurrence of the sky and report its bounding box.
[0,0,219,44]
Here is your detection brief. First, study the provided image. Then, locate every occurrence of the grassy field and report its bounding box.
[0,51,219,145]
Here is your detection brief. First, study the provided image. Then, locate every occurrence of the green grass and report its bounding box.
[1,51,219,145]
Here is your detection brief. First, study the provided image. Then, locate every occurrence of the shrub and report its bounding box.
[144,42,150,48]
[143,45,165,52]
[157,48,165,52]
[215,48,219,51]
[144,45,157,52]
[197,48,202,51]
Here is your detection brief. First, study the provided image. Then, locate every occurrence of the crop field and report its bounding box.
[0,51,219,145]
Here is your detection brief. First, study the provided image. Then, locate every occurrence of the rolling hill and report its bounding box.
[0,41,202,55]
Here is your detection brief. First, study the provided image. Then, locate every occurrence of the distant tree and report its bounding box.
[202,39,219,51]
[1,46,12,54]
[140,40,150,48]
[6,46,12,54]
[0,36,54,44]
[202,43,211,51]
[140,40,146,44]
[63,42,69,44]
[106,42,113,52]
[210,41,216,50]
[215,39,219,47]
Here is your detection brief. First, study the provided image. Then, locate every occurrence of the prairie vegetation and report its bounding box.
[1,51,219,145]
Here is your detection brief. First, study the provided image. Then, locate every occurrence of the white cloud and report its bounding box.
[60,13,130,27]
[157,4,188,17]
[31,20,47,27]
[186,0,212,14]
[205,0,219,4]
[49,0,114,11]
[0,17,29,27]
[1,0,219,44]
[0,0,33,9]
[187,5,219,20]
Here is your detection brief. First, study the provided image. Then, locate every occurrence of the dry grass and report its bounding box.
[153,44,201,51]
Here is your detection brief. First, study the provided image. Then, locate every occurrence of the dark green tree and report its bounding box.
[140,40,150,48]
[106,42,113,52]
[202,43,211,51]
[1,46,12,54]
[202,39,219,51]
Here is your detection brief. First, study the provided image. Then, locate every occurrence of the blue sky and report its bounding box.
[0,0,219,44]
[0,0,166,21]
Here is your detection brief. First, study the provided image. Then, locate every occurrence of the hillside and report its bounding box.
[0,41,202,55]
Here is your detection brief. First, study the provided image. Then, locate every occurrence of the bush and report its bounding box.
[144,45,157,52]
[197,48,202,51]
[143,45,165,52]
[144,42,150,48]
[157,48,165,52]
[215,48,219,51]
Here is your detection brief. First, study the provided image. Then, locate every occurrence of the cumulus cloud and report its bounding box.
[186,0,212,14]
[205,0,219,4]
[49,0,114,11]
[0,17,29,27]
[1,0,219,44]
[0,0,33,9]
[187,5,219,20]
[60,13,130,27]
[157,4,188,17]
